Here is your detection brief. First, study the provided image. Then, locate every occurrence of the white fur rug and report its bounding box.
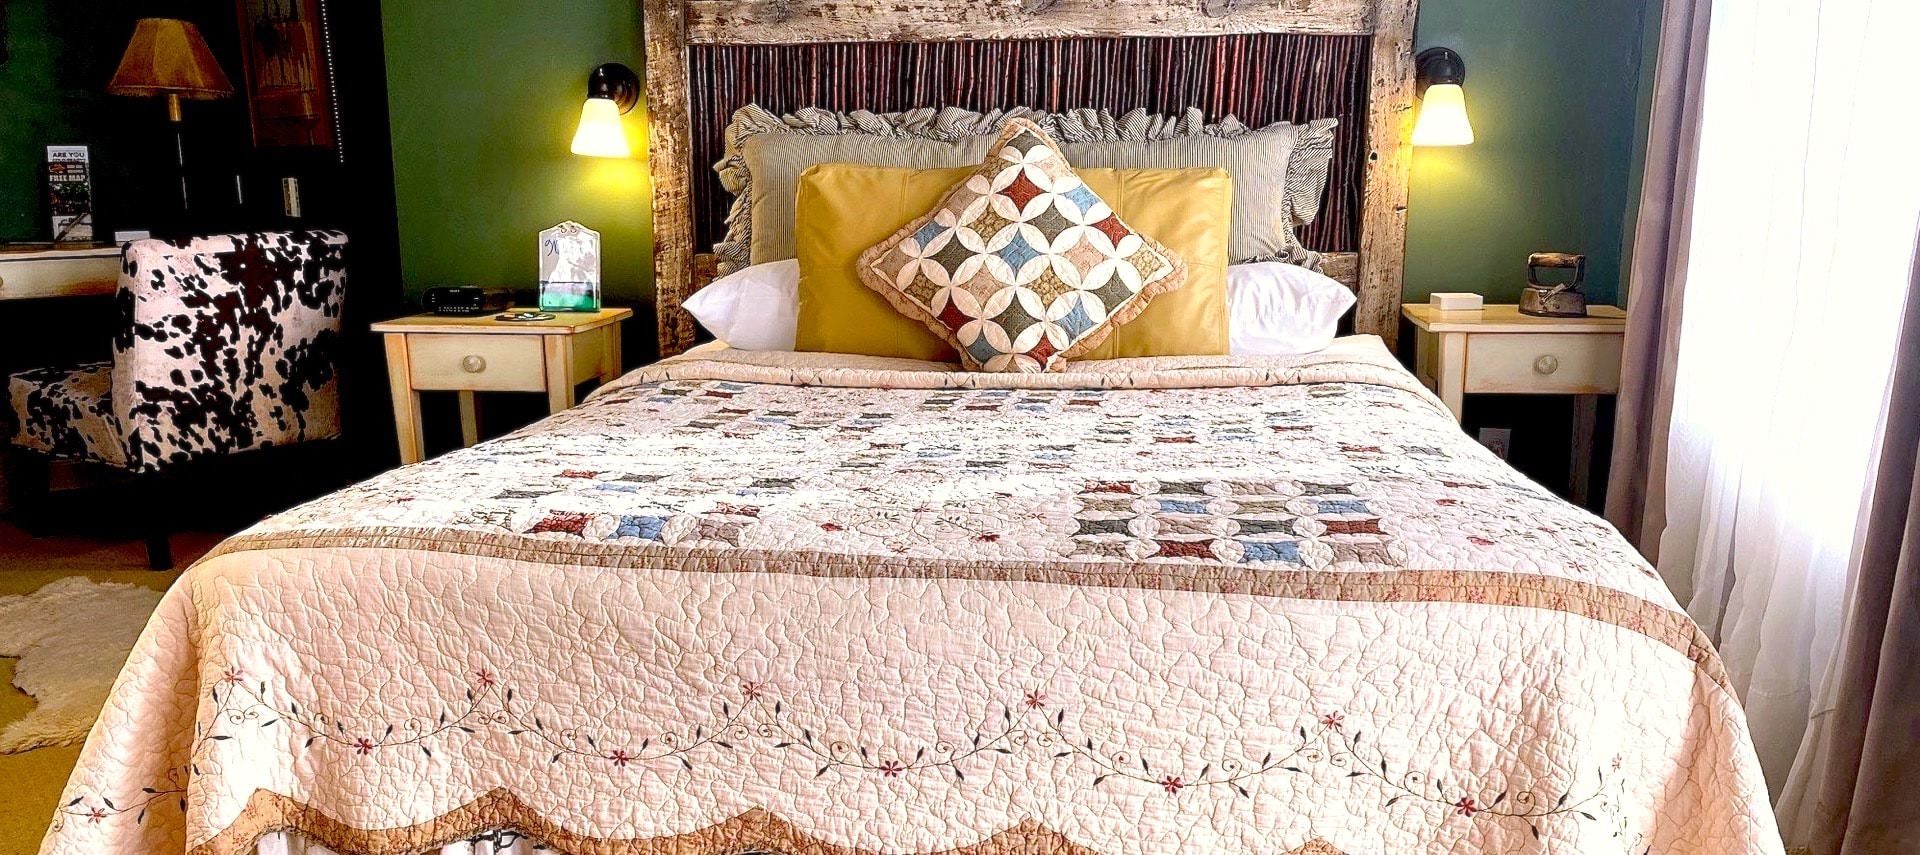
[0,577,164,753]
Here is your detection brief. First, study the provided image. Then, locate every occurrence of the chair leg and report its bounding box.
[146,532,173,570]
[136,469,176,570]
[8,451,53,534]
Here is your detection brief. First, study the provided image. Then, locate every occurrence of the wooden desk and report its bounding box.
[0,245,120,300]
[372,308,631,464]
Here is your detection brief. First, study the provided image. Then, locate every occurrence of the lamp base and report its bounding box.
[159,96,190,212]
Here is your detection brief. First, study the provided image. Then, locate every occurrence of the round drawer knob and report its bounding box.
[460,355,487,374]
[1533,355,1561,375]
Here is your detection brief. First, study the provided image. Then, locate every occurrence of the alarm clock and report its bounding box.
[423,286,512,316]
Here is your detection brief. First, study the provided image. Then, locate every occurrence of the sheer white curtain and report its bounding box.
[1654,0,1920,801]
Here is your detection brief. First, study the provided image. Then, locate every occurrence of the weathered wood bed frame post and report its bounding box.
[644,0,699,356]
[643,0,1417,357]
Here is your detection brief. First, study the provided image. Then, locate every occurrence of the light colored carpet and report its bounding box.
[0,577,165,753]
[0,524,220,855]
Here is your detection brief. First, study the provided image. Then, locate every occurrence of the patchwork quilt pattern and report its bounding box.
[40,341,1782,855]
[858,119,1187,372]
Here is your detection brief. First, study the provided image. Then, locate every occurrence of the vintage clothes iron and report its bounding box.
[1519,252,1589,317]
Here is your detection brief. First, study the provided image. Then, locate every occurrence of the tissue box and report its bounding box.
[1429,292,1484,311]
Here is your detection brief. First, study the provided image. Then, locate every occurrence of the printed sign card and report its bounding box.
[47,146,93,242]
[538,221,602,312]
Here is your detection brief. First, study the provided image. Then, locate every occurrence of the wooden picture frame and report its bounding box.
[234,0,338,150]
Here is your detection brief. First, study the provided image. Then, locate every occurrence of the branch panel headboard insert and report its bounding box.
[641,0,1418,356]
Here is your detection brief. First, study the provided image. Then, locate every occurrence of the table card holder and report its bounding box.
[538,221,602,312]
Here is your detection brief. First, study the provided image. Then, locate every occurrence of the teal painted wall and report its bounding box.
[377,0,1653,329]
[379,0,652,310]
[1408,0,1657,306]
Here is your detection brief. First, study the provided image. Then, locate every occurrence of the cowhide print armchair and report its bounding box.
[6,231,348,567]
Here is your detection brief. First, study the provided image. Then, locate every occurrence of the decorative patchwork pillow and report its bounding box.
[856,119,1188,372]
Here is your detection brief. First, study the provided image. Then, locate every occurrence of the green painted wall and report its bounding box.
[379,0,652,311]
[1408,0,1657,306]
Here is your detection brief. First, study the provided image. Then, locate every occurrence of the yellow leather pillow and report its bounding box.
[795,163,1231,362]
[1074,167,1232,360]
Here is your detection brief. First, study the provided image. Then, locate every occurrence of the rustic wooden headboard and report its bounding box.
[642,0,1418,356]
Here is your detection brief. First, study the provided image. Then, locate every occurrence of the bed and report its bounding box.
[40,1,1781,853]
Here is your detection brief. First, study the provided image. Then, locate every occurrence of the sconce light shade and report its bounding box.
[571,98,632,158]
[571,62,639,158]
[1412,83,1474,146]
[1412,47,1475,147]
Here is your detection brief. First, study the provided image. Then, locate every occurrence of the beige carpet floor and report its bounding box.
[0,524,221,855]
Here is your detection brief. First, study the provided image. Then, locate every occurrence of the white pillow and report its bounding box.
[1226,261,1356,356]
[683,258,1354,356]
[683,259,798,351]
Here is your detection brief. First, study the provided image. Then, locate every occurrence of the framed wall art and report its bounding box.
[234,0,337,150]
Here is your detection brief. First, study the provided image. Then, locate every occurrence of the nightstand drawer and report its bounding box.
[1465,333,1622,395]
[407,334,546,391]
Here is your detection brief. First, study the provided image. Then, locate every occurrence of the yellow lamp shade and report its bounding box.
[571,98,631,158]
[1412,83,1474,146]
[107,18,234,100]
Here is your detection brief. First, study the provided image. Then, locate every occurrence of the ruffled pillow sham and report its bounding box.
[715,105,1336,275]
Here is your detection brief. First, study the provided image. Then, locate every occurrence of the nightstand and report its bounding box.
[373,308,631,464]
[1402,303,1626,502]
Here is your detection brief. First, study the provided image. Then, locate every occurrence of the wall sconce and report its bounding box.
[570,63,639,158]
[1412,47,1475,147]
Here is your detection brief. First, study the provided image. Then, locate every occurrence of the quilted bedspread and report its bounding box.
[41,338,1782,855]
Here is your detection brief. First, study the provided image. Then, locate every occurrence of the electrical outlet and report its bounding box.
[1478,427,1513,459]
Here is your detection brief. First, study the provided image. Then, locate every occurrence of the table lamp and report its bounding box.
[106,18,235,211]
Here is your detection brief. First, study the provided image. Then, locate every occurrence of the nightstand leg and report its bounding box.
[457,391,481,447]
[544,336,576,413]
[1436,333,1467,419]
[383,335,425,464]
[1571,394,1599,506]
[601,321,623,383]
